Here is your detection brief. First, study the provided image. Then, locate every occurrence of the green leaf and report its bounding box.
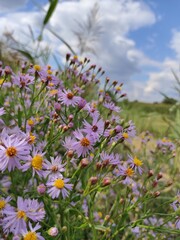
[43,0,58,26]
[95,225,108,232]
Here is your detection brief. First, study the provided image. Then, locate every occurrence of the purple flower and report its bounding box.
[21,222,45,240]
[25,198,45,222]
[58,89,80,107]
[46,176,73,199]
[72,130,95,157]
[2,197,45,235]
[103,102,120,113]
[12,72,34,89]
[0,196,11,213]
[128,155,143,175]
[21,149,46,178]
[0,130,31,172]
[0,107,5,116]
[44,156,66,179]
[116,165,135,185]
[100,151,121,167]
[83,113,104,140]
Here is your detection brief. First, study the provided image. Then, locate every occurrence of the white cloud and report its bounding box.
[0,0,163,101]
[170,30,180,59]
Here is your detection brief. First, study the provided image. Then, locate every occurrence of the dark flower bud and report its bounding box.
[89,176,98,185]
[148,169,154,178]
[67,150,74,158]
[80,158,89,168]
[157,172,163,180]
[153,191,160,198]
[102,177,111,186]
[152,180,158,188]
[66,53,71,61]
[96,162,102,170]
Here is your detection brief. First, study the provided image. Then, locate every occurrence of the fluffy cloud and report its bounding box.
[0,0,164,101]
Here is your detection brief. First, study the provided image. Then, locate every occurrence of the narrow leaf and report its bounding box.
[43,0,58,26]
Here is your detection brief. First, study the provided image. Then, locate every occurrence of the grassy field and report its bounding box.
[121,101,175,138]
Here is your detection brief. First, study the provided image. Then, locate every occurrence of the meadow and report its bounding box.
[0,1,180,239]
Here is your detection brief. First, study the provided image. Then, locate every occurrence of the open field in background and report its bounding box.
[121,101,175,138]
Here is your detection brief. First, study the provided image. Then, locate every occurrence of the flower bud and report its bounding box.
[102,177,111,186]
[148,169,154,178]
[152,180,158,188]
[37,184,46,195]
[157,172,163,180]
[68,114,73,122]
[62,226,67,232]
[48,227,58,236]
[96,162,102,170]
[89,176,98,185]
[104,215,110,221]
[63,125,69,132]
[80,158,89,168]
[104,120,110,128]
[153,191,160,198]
[67,150,74,158]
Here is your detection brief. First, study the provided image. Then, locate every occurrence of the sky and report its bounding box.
[0,0,180,102]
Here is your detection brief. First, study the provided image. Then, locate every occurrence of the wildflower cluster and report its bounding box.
[0,56,179,239]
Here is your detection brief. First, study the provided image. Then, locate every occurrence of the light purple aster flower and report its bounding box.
[2,197,28,235]
[2,197,45,235]
[72,130,95,157]
[84,102,99,117]
[46,176,73,199]
[128,155,143,175]
[25,198,45,222]
[103,102,121,113]
[100,151,121,167]
[12,72,34,89]
[21,222,45,240]
[83,113,104,140]
[0,107,5,116]
[58,89,80,106]
[0,130,31,172]
[0,196,12,213]
[21,149,47,178]
[44,156,66,179]
[115,165,135,185]
[62,136,75,151]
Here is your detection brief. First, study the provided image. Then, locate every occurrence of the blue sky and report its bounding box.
[0,0,180,102]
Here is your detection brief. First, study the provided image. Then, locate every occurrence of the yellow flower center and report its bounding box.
[6,147,17,157]
[28,135,36,144]
[32,155,43,170]
[23,232,37,240]
[125,167,134,177]
[115,86,121,91]
[54,179,65,189]
[123,132,129,139]
[47,70,52,75]
[50,89,58,95]
[34,65,41,71]
[0,200,6,210]
[109,129,114,136]
[48,82,54,87]
[0,79,4,85]
[17,210,26,219]
[133,157,143,166]
[27,119,34,126]
[80,137,90,147]
[162,138,169,143]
